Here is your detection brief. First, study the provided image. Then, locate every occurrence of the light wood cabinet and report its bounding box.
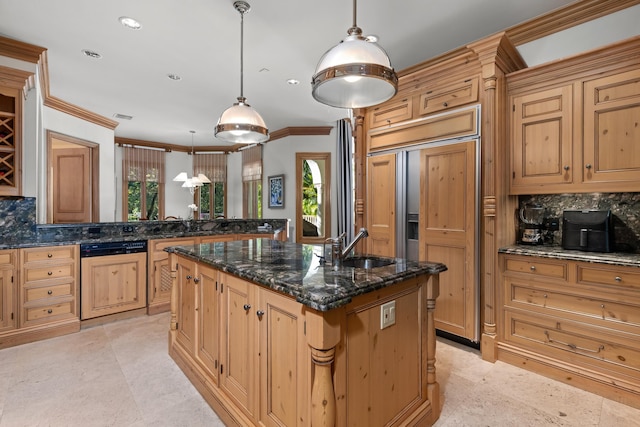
[80,251,146,319]
[20,246,79,328]
[366,153,396,257]
[499,253,640,408]
[0,249,17,332]
[582,68,640,189]
[508,53,640,194]
[510,84,574,192]
[0,85,22,196]
[418,76,479,117]
[148,237,198,315]
[174,255,197,357]
[369,97,413,129]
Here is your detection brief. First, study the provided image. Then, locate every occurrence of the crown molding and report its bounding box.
[268,126,333,142]
[0,35,45,63]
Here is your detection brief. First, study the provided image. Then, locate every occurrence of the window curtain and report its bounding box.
[194,153,227,182]
[336,119,354,245]
[242,145,262,181]
[122,146,165,183]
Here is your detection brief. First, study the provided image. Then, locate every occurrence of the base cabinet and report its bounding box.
[498,253,640,408]
[81,252,146,319]
[169,252,441,426]
[0,249,17,333]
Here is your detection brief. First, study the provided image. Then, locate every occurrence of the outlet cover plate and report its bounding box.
[380,300,396,329]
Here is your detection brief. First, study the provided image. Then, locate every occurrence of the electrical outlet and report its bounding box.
[380,300,396,330]
[123,225,135,233]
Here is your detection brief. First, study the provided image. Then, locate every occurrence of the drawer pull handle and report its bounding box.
[243,304,251,311]
[47,253,53,258]
[615,276,622,282]
[601,304,605,309]
[530,266,536,271]
[47,309,53,314]
[47,290,53,295]
[544,331,604,354]
[47,271,53,276]
[443,102,448,107]
[543,294,548,298]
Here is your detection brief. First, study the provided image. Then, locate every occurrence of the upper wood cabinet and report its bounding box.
[582,69,640,188]
[509,84,574,193]
[418,76,479,117]
[369,97,413,129]
[0,87,21,196]
[508,38,640,195]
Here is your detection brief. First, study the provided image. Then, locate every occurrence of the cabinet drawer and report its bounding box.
[504,310,640,374]
[418,77,478,116]
[24,264,73,282]
[577,265,640,291]
[25,283,73,302]
[23,246,75,263]
[506,280,640,329]
[150,238,198,259]
[503,257,568,281]
[22,300,75,326]
[369,97,413,128]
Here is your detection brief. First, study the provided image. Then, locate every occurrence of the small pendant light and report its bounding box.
[215,1,269,144]
[311,0,398,109]
[173,131,211,194]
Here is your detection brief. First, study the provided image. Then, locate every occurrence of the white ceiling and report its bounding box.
[0,0,626,148]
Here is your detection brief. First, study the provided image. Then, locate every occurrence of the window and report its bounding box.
[194,153,227,219]
[242,145,262,219]
[122,146,165,221]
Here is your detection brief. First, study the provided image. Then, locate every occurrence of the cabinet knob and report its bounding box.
[585,163,592,169]
[186,275,192,280]
[47,290,53,295]
[443,102,448,107]
[256,310,265,318]
[543,294,548,298]
[47,309,53,314]
[193,277,200,283]
[47,253,53,258]
[243,304,251,311]
[530,265,536,271]
[601,304,605,309]
[615,276,622,282]
[47,271,53,276]
[563,165,570,171]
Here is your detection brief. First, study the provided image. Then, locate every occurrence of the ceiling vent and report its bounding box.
[81,49,102,59]
[114,113,133,120]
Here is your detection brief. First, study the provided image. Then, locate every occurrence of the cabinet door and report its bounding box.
[148,238,198,311]
[367,153,396,257]
[175,256,197,356]
[196,264,219,383]
[220,272,257,420]
[418,76,479,116]
[0,250,16,332]
[583,69,640,189]
[80,252,146,320]
[258,288,308,427]
[510,85,574,193]
[420,140,478,341]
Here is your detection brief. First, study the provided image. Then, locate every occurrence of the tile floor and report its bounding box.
[0,313,638,426]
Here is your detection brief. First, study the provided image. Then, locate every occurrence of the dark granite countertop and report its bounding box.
[166,239,447,312]
[499,244,640,268]
[0,219,286,250]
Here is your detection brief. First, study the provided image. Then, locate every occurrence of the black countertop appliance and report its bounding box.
[562,210,614,252]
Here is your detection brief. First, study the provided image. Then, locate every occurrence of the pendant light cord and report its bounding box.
[239,8,244,99]
[352,0,357,28]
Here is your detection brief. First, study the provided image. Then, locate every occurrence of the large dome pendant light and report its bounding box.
[311,0,398,109]
[215,1,269,144]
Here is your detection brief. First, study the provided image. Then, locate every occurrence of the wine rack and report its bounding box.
[0,91,20,196]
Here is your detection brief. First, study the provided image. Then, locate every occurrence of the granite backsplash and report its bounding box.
[0,197,37,240]
[519,193,640,253]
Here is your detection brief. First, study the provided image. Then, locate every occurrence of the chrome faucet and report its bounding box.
[323,228,369,268]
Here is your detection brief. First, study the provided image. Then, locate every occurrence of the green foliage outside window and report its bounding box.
[302,160,318,216]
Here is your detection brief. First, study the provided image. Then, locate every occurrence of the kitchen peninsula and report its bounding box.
[167,239,447,426]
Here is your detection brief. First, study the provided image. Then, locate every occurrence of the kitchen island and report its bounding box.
[167,238,447,427]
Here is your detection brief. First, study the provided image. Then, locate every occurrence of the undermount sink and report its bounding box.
[341,256,396,269]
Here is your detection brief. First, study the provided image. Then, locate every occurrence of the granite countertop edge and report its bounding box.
[498,245,640,268]
[167,243,447,312]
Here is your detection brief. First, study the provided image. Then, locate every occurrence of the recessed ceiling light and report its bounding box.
[119,16,142,30]
[81,49,102,59]
[287,79,300,85]
[113,113,133,120]
[167,73,182,81]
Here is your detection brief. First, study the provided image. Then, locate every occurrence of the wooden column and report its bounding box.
[169,253,178,331]
[469,33,525,362]
[425,274,440,419]
[305,308,343,427]
[352,109,367,253]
